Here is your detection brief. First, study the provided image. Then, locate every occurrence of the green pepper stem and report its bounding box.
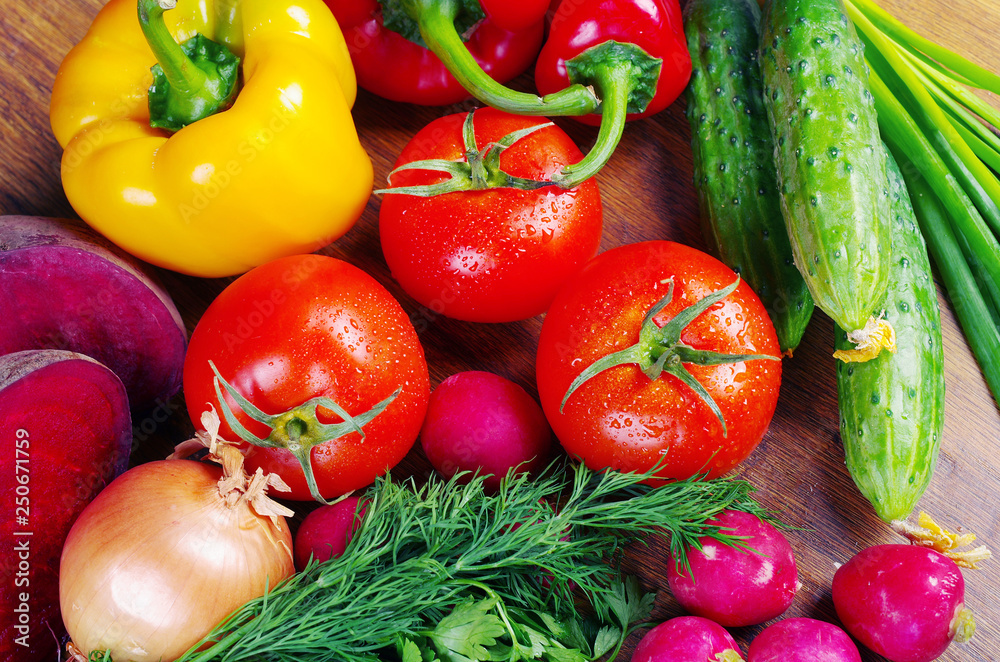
[413,0,600,116]
[139,0,208,95]
[550,61,634,188]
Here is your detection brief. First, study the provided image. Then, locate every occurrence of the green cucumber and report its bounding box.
[684,0,814,355]
[835,149,944,523]
[760,0,893,357]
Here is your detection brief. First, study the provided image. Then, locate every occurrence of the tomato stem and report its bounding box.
[208,361,401,504]
[375,111,560,196]
[559,278,781,436]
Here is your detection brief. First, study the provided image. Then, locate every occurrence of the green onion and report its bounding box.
[843,0,1000,406]
[893,150,1000,397]
[847,0,1000,92]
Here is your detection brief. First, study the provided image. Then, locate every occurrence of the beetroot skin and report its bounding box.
[420,371,552,492]
[0,216,187,412]
[832,544,972,662]
[666,509,798,626]
[748,618,862,662]
[632,616,744,661]
[0,350,132,662]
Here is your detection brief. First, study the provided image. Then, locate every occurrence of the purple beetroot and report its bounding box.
[631,615,744,661]
[0,350,132,662]
[0,215,187,412]
[748,618,861,661]
[666,509,798,626]
[832,543,976,662]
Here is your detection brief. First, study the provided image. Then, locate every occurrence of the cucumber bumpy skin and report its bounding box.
[835,149,943,523]
[760,0,894,361]
[684,0,814,355]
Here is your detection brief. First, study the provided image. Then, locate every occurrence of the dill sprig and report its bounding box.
[176,460,767,662]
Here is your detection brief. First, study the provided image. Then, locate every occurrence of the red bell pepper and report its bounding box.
[479,0,552,31]
[538,0,692,186]
[539,0,690,123]
[325,0,550,106]
[333,0,690,188]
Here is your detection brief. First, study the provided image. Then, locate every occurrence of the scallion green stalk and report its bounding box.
[892,148,1000,400]
[842,0,1000,407]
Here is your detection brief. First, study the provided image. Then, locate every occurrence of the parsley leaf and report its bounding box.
[428,597,506,661]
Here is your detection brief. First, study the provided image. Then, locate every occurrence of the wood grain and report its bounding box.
[2,0,998,660]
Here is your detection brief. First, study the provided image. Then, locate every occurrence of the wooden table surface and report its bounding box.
[3,1,999,660]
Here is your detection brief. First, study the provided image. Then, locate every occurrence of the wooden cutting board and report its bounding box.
[1,1,998,660]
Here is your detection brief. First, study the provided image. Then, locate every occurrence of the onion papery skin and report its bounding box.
[59,459,294,662]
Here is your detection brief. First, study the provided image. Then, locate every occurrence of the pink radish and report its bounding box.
[631,615,744,661]
[666,509,798,626]
[832,543,976,662]
[294,497,367,571]
[0,350,131,662]
[0,215,187,412]
[420,371,552,493]
[748,618,861,661]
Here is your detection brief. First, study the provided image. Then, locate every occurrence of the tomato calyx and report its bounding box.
[375,111,558,196]
[208,361,401,505]
[559,277,780,436]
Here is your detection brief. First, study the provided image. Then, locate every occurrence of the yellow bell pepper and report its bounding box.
[50,0,373,278]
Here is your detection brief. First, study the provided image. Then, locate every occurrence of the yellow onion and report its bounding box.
[60,411,295,662]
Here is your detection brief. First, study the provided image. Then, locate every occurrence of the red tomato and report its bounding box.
[535,241,782,480]
[182,254,430,501]
[379,108,603,322]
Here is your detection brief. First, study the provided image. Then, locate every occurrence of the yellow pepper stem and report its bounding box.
[138,0,240,131]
